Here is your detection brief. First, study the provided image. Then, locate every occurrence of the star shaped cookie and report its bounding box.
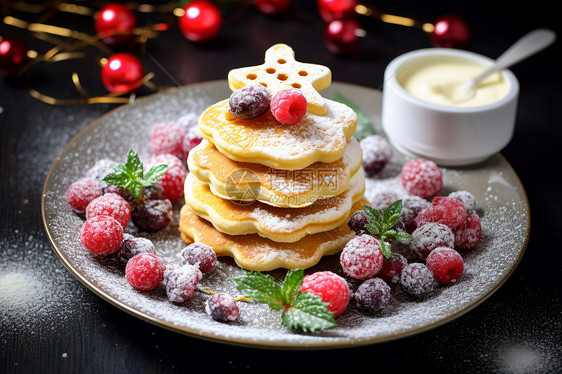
[227,44,332,115]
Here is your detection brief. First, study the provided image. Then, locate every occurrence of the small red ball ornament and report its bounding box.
[0,36,30,77]
[323,18,364,54]
[255,0,291,15]
[94,3,137,45]
[429,14,471,49]
[317,0,358,22]
[101,53,144,93]
[178,1,222,42]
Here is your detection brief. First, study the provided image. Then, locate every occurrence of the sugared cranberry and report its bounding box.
[415,196,468,230]
[354,277,391,313]
[378,252,408,284]
[125,253,165,291]
[270,89,307,125]
[449,190,476,214]
[410,222,455,261]
[300,271,350,317]
[162,264,202,303]
[401,159,442,198]
[116,236,156,267]
[229,84,272,120]
[426,247,464,284]
[141,183,164,201]
[131,198,172,232]
[371,191,399,211]
[66,178,103,212]
[180,243,217,273]
[347,210,368,233]
[340,234,383,281]
[85,159,117,182]
[150,121,185,159]
[360,135,393,176]
[85,192,131,228]
[146,154,187,201]
[400,195,431,233]
[206,293,240,322]
[453,212,482,250]
[400,262,437,297]
[103,184,136,205]
[80,215,124,255]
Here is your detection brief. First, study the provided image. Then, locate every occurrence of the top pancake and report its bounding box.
[197,98,358,170]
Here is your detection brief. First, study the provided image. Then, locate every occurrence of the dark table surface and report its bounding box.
[1,1,561,373]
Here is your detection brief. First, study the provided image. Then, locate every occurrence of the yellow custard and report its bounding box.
[397,59,511,107]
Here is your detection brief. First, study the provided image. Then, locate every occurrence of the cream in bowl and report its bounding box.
[381,48,519,166]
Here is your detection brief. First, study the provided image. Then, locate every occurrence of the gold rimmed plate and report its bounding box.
[42,81,530,349]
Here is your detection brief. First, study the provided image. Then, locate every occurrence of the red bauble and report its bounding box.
[178,1,222,42]
[255,0,291,15]
[101,53,144,93]
[0,36,30,77]
[323,18,364,54]
[95,3,137,45]
[317,0,358,22]
[429,14,471,49]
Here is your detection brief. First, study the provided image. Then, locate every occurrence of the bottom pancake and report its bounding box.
[179,199,369,271]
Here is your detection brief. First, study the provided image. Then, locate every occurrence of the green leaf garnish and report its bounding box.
[363,200,412,259]
[102,148,168,199]
[334,92,375,141]
[232,269,336,333]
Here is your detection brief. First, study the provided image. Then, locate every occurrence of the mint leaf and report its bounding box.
[281,269,304,305]
[334,92,375,141]
[281,292,336,333]
[379,240,392,259]
[231,271,285,311]
[363,200,412,259]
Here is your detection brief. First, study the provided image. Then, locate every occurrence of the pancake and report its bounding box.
[178,200,368,271]
[187,137,363,208]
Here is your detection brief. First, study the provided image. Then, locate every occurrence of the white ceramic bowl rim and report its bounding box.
[385,48,520,113]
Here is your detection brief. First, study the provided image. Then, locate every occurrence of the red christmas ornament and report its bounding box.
[94,3,137,45]
[101,53,144,93]
[255,0,291,15]
[0,36,30,77]
[317,0,358,22]
[178,1,222,42]
[323,18,364,54]
[429,14,471,49]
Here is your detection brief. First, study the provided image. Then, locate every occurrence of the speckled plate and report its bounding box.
[42,81,530,349]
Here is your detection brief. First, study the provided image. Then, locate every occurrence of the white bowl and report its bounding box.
[381,48,519,166]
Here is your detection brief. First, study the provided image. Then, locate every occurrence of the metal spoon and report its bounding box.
[444,28,556,103]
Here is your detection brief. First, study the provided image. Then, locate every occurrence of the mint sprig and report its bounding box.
[232,269,336,333]
[364,200,412,259]
[334,92,375,141]
[102,148,168,199]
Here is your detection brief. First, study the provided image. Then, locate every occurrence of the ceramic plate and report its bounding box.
[42,81,530,349]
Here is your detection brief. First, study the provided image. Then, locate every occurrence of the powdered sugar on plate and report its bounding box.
[41,81,530,348]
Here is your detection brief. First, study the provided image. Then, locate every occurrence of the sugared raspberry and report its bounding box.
[340,234,383,280]
[354,277,391,312]
[66,178,103,212]
[150,121,185,159]
[80,215,124,255]
[449,190,476,214]
[162,264,202,303]
[270,89,307,125]
[371,191,399,211]
[415,196,468,230]
[400,159,442,198]
[116,236,155,267]
[125,253,166,291]
[86,193,131,228]
[360,135,393,176]
[182,126,202,159]
[400,262,437,297]
[400,195,431,233]
[131,198,172,232]
[410,222,455,261]
[378,252,408,284]
[347,210,368,233]
[176,112,199,134]
[228,84,272,120]
[206,293,240,322]
[453,212,482,250]
[146,154,187,201]
[300,271,350,317]
[426,247,464,284]
[180,243,217,273]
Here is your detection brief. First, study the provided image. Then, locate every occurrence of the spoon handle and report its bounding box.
[472,28,556,85]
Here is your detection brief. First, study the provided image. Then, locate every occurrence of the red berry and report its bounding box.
[206,293,240,322]
[415,196,468,230]
[370,191,399,211]
[317,0,358,22]
[116,236,155,267]
[86,193,131,228]
[378,253,408,284]
[347,210,368,233]
[323,18,364,55]
[400,195,431,233]
[360,135,393,176]
[401,159,442,198]
[182,126,203,159]
[410,222,455,261]
[80,215,124,255]
[162,264,202,303]
[255,0,291,14]
[181,243,217,273]
[125,253,165,291]
[150,121,185,159]
[131,198,172,232]
[101,53,144,93]
[453,212,482,250]
[354,277,391,312]
[178,1,222,42]
[340,234,383,280]
[66,178,103,212]
[448,190,476,214]
[0,36,30,77]
[270,89,307,125]
[94,3,137,45]
[426,247,464,284]
[146,154,187,201]
[300,271,350,317]
[229,85,272,120]
[430,14,470,49]
[400,262,437,297]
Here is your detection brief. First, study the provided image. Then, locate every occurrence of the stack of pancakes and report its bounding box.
[179,44,368,271]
